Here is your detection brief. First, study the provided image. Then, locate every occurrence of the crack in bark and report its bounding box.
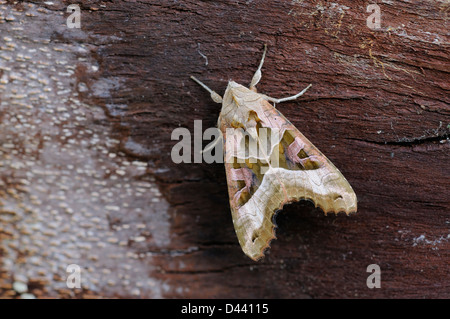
[348,133,450,147]
[162,263,256,275]
[302,95,366,102]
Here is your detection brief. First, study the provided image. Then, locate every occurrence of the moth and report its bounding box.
[191,45,357,261]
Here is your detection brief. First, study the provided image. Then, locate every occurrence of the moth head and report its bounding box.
[223,81,253,108]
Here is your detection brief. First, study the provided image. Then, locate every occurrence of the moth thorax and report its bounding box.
[231,94,244,107]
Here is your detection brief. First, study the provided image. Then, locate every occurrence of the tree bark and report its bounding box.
[0,0,448,298]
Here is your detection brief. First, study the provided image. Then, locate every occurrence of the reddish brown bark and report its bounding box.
[0,0,448,298]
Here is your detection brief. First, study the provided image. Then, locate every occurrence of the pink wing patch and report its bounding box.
[230,167,254,206]
[286,136,320,168]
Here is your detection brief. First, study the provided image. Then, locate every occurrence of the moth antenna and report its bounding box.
[249,44,267,90]
[263,84,312,104]
[190,76,223,103]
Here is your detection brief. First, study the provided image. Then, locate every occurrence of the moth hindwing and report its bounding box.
[191,45,357,261]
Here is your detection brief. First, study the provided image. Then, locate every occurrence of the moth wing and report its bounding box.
[220,99,357,261]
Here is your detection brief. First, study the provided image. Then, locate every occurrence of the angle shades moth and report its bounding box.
[191,45,357,261]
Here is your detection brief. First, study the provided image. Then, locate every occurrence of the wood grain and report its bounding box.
[0,0,448,298]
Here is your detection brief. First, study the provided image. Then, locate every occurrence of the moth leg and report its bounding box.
[249,44,267,91]
[262,84,312,104]
[201,134,223,154]
[190,76,223,103]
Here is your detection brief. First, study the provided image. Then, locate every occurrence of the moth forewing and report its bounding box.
[220,95,357,260]
[256,126,282,174]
